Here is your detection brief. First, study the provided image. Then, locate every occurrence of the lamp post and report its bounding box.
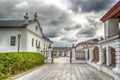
[18,34,21,52]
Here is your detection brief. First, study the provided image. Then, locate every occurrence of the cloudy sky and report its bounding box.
[0,0,118,47]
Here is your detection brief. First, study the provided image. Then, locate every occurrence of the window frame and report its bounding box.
[10,36,16,46]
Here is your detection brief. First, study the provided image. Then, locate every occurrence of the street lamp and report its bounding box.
[18,34,21,52]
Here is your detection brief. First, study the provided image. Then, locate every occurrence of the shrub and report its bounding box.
[0,52,45,79]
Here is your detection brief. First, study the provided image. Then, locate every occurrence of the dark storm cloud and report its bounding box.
[76,26,97,37]
[44,32,58,38]
[69,0,114,12]
[76,17,101,37]
[60,36,77,42]
[0,0,20,18]
[0,0,72,38]
[64,24,81,31]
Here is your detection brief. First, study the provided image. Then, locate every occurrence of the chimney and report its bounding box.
[24,12,29,23]
[34,12,38,21]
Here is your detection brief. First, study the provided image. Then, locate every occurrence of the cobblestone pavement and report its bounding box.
[13,57,114,80]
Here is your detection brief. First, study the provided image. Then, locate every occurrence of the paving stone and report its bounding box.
[13,57,114,80]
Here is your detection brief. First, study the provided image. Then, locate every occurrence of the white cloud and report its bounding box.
[15,2,29,9]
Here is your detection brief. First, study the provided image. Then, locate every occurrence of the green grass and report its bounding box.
[0,52,45,80]
[53,56,59,59]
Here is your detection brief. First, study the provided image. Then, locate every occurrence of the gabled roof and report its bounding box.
[100,1,120,22]
[0,20,28,28]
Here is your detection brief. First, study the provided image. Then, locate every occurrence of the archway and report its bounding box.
[93,46,99,62]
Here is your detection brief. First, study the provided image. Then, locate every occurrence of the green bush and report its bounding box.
[0,52,45,79]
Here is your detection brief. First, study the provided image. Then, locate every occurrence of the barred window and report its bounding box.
[10,36,16,46]
[32,38,34,47]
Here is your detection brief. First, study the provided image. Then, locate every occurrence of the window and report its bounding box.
[10,36,16,46]
[32,38,34,47]
[36,40,38,47]
[36,26,38,32]
[38,41,40,48]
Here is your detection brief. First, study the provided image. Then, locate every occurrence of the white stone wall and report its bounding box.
[0,28,26,52]
[27,21,42,37]
[0,22,52,52]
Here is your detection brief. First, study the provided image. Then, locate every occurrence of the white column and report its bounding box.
[112,39,120,75]
[57,51,59,56]
[62,51,64,56]
[89,47,94,62]
[47,47,52,63]
[97,45,103,65]
[84,49,88,60]
[72,46,76,63]
[106,46,111,66]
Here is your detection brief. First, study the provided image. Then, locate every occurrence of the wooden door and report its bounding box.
[111,47,116,67]
[93,47,99,62]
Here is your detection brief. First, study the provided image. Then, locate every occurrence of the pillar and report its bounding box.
[62,51,64,56]
[89,47,94,62]
[72,44,76,63]
[106,46,111,66]
[84,48,88,60]
[112,39,120,75]
[57,51,59,56]
[47,46,52,63]
[97,45,103,65]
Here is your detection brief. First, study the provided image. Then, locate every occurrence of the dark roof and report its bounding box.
[53,47,71,50]
[100,1,120,22]
[0,20,28,28]
[75,38,99,47]
[42,36,53,43]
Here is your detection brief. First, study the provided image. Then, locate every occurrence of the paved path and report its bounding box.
[54,57,70,63]
[13,57,114,80]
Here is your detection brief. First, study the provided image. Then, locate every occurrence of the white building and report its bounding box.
[52,47,71,57]
[73,2,120,80]
[0,12,52,52]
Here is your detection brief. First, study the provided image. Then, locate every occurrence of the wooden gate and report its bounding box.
[88,49,89,60]
[70,49,72,63]
[76,50,85,60]
[51,51,54,63]
[93,47,99,62]
[110,47,116,67]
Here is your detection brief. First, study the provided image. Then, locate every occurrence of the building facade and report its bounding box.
[52,47,71,57]
[73,2,120,80]
[0,13,52,52]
